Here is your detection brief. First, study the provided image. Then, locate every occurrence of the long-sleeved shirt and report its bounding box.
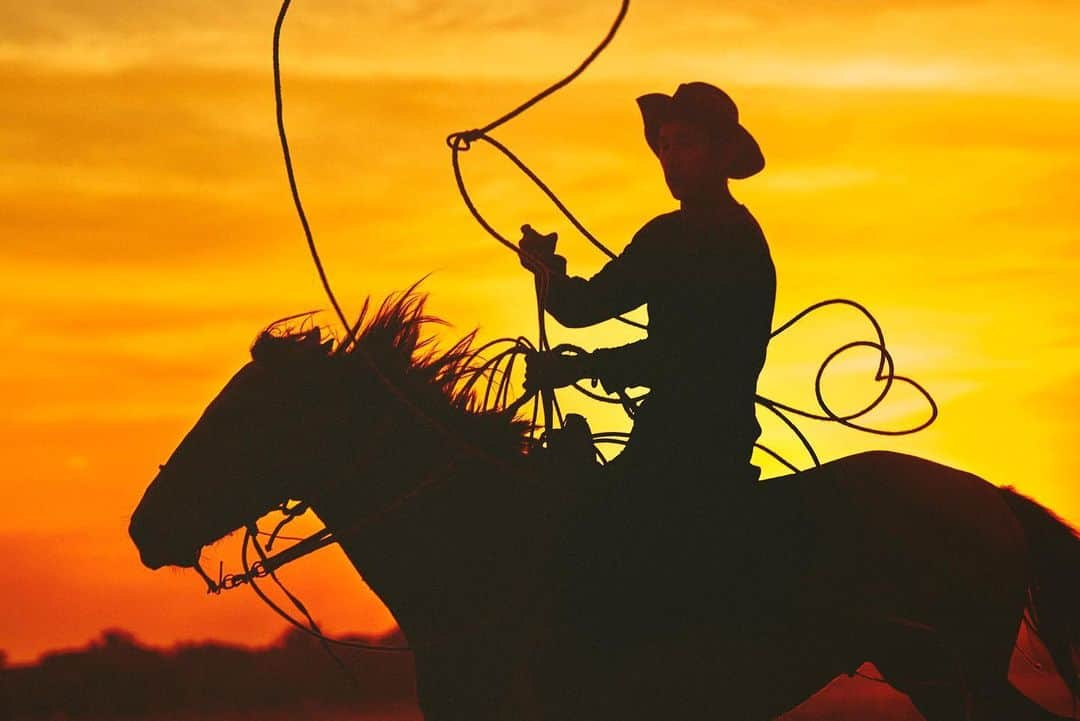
[545,202,776,472]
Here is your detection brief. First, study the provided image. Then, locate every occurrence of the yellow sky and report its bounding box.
[2,0,1078,663]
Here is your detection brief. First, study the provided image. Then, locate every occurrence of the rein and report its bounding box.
[194,390,478,652]
[195,523,332,595]
[196,452,465,654]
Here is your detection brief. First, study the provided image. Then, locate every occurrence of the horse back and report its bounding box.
[750,450,1027,622]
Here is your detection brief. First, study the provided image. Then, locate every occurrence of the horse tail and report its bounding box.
[999,486,1080,699]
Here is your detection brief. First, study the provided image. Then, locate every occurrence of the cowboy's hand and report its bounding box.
[518,224,566,276]
[524,351,587,391]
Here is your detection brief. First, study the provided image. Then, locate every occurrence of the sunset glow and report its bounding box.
[2,0,1078,664]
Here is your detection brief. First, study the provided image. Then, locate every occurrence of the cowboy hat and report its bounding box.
[637,82,764,180]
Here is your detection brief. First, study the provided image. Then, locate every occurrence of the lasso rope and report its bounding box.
[273,0,351,343]
[206,0,638,655]
[209,0,939,659]
[442,4,938,464]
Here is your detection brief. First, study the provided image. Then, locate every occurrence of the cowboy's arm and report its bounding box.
[588,340,657,392]
[573,228,775,394]
[521,223,654,328]
[526,340,657,392]
[543,243,649,328]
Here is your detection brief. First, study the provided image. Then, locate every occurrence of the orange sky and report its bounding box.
[2,0,1078,664]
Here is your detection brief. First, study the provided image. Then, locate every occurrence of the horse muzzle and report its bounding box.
[129,510,199,570]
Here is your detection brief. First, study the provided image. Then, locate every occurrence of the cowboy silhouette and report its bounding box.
[521,81,775,488]
[519,82,776,646]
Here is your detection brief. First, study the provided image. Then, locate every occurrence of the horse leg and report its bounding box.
[948,571,1073,720]
[971,681,1074,721]
[874,675,1067,721]
[871,597,1072,721]
[868,604,1019,721]
[871,625,972,721]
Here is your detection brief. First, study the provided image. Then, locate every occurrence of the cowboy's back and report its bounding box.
[544,202,775,487]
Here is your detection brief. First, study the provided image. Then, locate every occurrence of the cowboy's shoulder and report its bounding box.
[626,211,682,255]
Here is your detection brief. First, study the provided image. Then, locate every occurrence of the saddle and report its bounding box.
[535,413,600,472]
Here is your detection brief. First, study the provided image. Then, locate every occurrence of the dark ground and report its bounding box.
[2,628,1071,720]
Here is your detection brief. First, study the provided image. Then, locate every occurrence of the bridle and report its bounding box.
[188,362,489,653]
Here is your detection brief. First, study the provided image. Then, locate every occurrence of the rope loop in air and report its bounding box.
[214,0,942,663]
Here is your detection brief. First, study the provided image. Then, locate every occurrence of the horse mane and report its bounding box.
[250,287,530,459]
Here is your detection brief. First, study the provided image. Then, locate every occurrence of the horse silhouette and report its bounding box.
[130,290,1080,721]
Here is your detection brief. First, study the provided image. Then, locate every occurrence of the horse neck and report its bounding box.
[306,402,524,646]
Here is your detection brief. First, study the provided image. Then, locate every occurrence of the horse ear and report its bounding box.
[251,325,331,367]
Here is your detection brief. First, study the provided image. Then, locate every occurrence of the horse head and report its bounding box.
[128,318,351,570]
[128,290,516,573]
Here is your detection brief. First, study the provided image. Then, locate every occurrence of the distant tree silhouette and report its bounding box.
[3,627,415,719]
[6,626,1071,720]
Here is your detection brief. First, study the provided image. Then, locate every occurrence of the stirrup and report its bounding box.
[546,413,597,469]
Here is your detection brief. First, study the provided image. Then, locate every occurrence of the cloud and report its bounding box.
[3,0,1078,94]
[0,61,663,268]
